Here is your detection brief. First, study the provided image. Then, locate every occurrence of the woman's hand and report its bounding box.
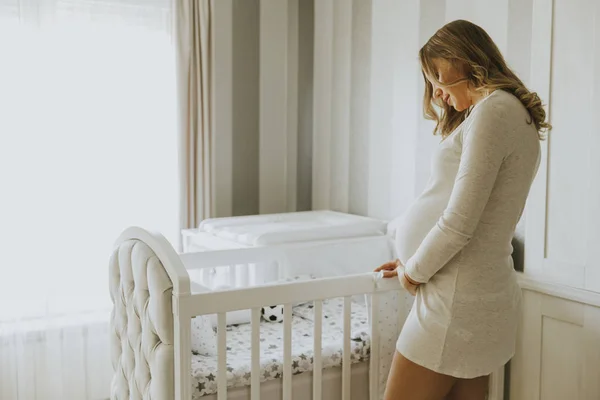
[373,259,402,278]
[374,259,420,296]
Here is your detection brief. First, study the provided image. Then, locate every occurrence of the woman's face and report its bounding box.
[426,58,472,112]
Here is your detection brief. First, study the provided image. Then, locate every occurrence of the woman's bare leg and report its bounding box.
[384,351,456,400]
[445,375,489,400]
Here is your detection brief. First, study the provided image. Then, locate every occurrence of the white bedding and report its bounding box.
[191,298,371,399]
[198,210,387,246]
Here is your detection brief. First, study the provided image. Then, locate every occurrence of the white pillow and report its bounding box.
[207,284,252,327]
[190,273,319,353]
[208,309,251,327]
[191,314,217,356]
[190,282,255,355]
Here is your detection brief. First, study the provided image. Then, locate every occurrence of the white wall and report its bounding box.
[312,0,535,222]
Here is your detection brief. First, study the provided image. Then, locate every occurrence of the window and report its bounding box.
[0,0,179,322]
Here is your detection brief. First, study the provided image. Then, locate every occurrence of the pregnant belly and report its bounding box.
[394,198,445,264]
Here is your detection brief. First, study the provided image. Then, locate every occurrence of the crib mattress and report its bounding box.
[198,210,387,246]
[191,298,371,399]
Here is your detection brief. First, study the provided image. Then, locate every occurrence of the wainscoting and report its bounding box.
[510,276,600,400]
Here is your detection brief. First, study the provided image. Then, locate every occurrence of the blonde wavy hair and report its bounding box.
[420,20,551,139]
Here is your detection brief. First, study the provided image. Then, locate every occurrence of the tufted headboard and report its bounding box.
[109,227,191,400]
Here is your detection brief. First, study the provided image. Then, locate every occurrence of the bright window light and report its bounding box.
[0,1,179,322]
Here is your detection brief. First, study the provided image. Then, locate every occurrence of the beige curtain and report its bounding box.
[175,0,213,237]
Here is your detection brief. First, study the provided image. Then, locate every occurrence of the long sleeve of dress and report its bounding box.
[403,104,514,284]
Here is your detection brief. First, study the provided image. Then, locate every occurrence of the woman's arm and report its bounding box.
[404,103,513,284]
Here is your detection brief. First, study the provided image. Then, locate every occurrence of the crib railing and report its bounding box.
[187,260,280,289]
[179,235,394,290]
[181,245,286,289]
[175,249,402,400]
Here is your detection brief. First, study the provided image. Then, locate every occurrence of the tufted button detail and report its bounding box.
[110,239,175,399]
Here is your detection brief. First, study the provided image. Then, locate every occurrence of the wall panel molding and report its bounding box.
[585,0,600,292]
[524,0,552,277]
[517,274,600,308]
[348,0,372,216]
[524,0,600,293]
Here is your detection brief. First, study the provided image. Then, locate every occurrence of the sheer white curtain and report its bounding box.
[0,0,178,398]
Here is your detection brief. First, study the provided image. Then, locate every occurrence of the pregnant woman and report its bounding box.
[375,20,549,400]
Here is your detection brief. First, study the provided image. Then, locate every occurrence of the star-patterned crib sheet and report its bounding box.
[191,297,371,398]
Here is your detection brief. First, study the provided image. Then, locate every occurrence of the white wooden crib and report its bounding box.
[109,226,410,400]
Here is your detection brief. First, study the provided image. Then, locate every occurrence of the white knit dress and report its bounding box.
[395,90,541,378]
